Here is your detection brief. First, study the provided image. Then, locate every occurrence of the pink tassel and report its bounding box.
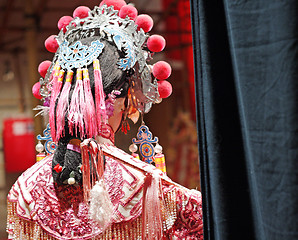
[81,140,91,202]
[81,140,113,228]
[83,69,97,138]
[49,67,64,142]
[93,59,107,132]
[48,63,59,139]
[68,69,86,138]
[90,141,100,186]
[142,173,163,240]
[56,70,73,140]
[80,140,105,202]
[97,147,104,178]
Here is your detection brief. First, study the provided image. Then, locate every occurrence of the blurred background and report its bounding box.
[0,0,199,238]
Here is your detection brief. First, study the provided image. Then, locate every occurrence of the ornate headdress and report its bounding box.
[33,2,173,142]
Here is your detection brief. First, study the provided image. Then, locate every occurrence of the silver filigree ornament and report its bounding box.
[40,5,160,113]
[36,123,57,155]
[58,40,104,69]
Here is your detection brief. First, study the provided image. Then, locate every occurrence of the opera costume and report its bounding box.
[7,1,203,239]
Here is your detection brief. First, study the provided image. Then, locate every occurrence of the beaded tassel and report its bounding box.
[7,201,56,240]
[7,194,177,239]
[56,70,73,139]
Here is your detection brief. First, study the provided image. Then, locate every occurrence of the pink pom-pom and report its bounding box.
[135,14,153,32]
[38,60,51,78]
[73,6,90,19]
[32,82,42,99]
[119,5,138,20]
[99,0,127,11]
[152,61,172,80]
[45,35,59,53]
[58,16,73,33]
[158,80,172,98]
[147,35,166,52]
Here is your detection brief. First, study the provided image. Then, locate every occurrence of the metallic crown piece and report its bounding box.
[58,40,105,69]
[40,5,159,114]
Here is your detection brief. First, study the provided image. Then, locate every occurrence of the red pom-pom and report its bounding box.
[38,60,51,78]
[99,0,127,11]
[73,6,90,19]
[32,82,42,99]
[158,80,172,98]
[147,35,166,52]
[45,35,59,53]
[58,16,73,33]
[119,5,138,20]
[135,14,153,32]
[152,61,172,80]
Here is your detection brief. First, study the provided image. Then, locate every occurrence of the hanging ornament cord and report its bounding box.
[80,140,113,229]
[81,140,104,202]
[142,172,163,240]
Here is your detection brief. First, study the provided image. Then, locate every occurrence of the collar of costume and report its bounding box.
[99,123,115,144]
[7,146,178,239]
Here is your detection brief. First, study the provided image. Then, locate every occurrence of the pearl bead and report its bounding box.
[154,143,163,154]
[35,142,44,153]
[129,144,138,153]
[68,177,76,185]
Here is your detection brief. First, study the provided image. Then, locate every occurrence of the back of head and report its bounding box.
[33,3,172,185]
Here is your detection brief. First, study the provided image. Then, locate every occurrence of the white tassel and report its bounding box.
[89,179,113,229]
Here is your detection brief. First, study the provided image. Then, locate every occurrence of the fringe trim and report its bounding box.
[7,188,177,240]
[7,201,56,240]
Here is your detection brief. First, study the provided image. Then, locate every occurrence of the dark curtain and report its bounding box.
[190,0,298,239]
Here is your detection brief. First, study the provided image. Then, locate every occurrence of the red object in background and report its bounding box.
[163,0,196,120]
[3,118,36,172]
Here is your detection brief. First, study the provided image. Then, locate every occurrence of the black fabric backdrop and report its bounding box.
[190,0,298,239]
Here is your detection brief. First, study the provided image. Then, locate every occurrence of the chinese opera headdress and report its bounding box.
[33,1,173,143]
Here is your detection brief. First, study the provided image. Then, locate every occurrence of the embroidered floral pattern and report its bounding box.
[10,154,145,239]
[104,157,125,204]
[103,156,144,222]
[8,150,203,240]
[30,160,100,239]
[171,188,204,240]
